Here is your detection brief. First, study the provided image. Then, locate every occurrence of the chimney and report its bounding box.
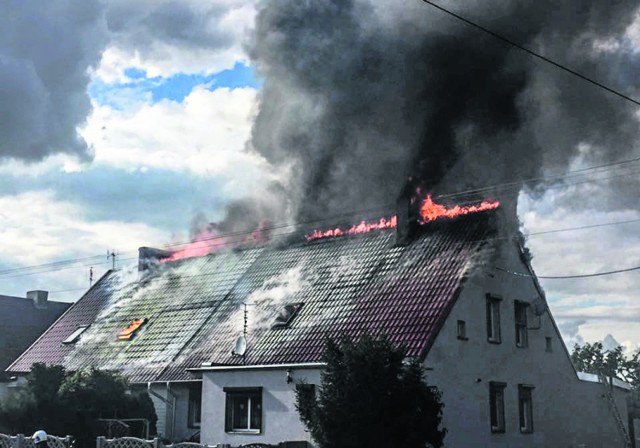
[27,290,48,309]
[396,177,420,245]
[138,247,171,272]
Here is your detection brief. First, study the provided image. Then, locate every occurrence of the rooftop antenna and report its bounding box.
[107,250,117,270]
[89,267,94,287]
[231,303,249,360]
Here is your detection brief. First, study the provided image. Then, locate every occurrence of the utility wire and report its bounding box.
[420,0,640,107]
[495,265,640,279]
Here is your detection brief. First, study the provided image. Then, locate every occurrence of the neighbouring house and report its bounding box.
[0,291,70,399]
[7,198,632,447]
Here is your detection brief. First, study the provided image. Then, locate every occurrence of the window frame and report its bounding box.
[456,320,468,340]
[62,325,90,344]
[224,387,263,434]
[518,384,535,434]
[486,294,502,344]
[188,382,202,429]
[514,301,528,348]
[545,337,553,352]
[489,381,507,434]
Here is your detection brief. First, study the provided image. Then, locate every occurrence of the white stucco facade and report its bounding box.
[424,241,630,447]
[200,367,321,446]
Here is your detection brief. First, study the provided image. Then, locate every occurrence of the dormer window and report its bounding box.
[271,303,303,329]
[62,325,90,344]
[117,319,147,340]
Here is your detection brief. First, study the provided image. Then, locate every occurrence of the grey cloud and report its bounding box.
[0,0,108,161]
[248,0,640,222]
[106,0,237,62]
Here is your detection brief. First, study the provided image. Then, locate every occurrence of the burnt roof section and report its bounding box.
[9,211,496,383]
[0,294,70,380]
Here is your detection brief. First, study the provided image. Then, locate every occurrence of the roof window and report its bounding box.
[62,325,90,344]
[117,318,147,340]
[271,303,303,329]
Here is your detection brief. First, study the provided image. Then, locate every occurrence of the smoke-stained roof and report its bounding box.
[8,211,496,383]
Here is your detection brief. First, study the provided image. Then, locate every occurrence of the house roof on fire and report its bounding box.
[0,294,70,380]
[8,211,497,383]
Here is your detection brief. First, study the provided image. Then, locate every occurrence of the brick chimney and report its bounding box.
[138,247,171,272]
[27,290,48,309]
[396,177,420,245]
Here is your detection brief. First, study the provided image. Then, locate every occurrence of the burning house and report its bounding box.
[6,193,632,447]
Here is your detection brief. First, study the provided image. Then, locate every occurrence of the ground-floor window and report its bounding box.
[224,387,262,433]
[518,384,534,433]
[489,381,506,433]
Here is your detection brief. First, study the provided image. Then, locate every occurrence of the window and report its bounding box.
[545,337,553,352]
[188,382,202,428]
[457,320,468,340]
[518,385,534,433]
[486,295,502,343]
[224,387,262,433]
[514,301,528,348]
[271,303,303,329]
[62,325,90,344]
[117,318,147,340]
[489,382,506,433]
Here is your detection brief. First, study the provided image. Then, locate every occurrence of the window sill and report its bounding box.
[491,428,506,434]
[488,339,502,344]
[226,430,261,435]
[457,336,469,341]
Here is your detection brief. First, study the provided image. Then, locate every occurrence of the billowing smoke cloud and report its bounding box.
[0,0,108,161]
[248,0,640,221]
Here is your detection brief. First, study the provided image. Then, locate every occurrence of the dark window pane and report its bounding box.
[250,394,262,429]
[233,395,249,429]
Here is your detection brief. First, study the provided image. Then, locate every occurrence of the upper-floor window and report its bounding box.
[457,320,468,340]
[545,337,553,352]
[514,301,528,348]
[224,387,262,434]
[486,295,502,344]
[489,381,506,433]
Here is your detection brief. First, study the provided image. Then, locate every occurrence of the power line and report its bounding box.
[495,264,640,279]
[528,218,640,236]
[420,0,640,107]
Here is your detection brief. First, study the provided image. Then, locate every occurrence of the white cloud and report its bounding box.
[96,0,256,82]
[81,85,267,180]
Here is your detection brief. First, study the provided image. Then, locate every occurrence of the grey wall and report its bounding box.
[148,382,200,442]
[425,241,630,447]
[201,368,321,446]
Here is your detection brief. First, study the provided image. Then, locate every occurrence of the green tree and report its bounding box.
[571,342,640,418]
[0,364,156,448]
[296,333,446,448]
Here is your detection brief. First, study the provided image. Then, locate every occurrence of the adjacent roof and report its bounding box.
[0,294,70,379]
[9,211,496,383]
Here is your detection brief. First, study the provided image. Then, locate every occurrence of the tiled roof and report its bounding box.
[9,211,496,383]
[0,295,70,379]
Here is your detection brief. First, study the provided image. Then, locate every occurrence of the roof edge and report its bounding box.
[6,269,115,374]
[188,362,326,373]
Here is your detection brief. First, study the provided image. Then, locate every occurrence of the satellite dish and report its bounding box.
[531,297,547,316]
[232,335,247,357]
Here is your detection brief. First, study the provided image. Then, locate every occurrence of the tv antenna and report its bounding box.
[107,250,117,270]
[89,267,94,287]
[231,303,250,359]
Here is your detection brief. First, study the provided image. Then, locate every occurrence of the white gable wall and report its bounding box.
[425,241,630,447]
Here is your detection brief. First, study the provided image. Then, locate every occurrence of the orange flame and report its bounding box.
[305,195,500,241]
[418,195,500,224]
[164,220,273,262]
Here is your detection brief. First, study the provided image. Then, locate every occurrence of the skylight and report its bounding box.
[62,325,90,344]
[117,319,147,340]
[271,303,303,329]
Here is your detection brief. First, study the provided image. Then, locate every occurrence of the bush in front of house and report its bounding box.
[295,333,446,448]
[0,363,156,448]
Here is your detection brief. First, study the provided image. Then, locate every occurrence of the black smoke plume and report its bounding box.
[248,0,640,221]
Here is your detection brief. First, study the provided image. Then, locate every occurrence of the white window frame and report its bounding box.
[518,384,534,433]
[486,294,502,344]
[514,301,528,348]
[62,325,90,344]
[224,387,262,434]
[490,381,506,433]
